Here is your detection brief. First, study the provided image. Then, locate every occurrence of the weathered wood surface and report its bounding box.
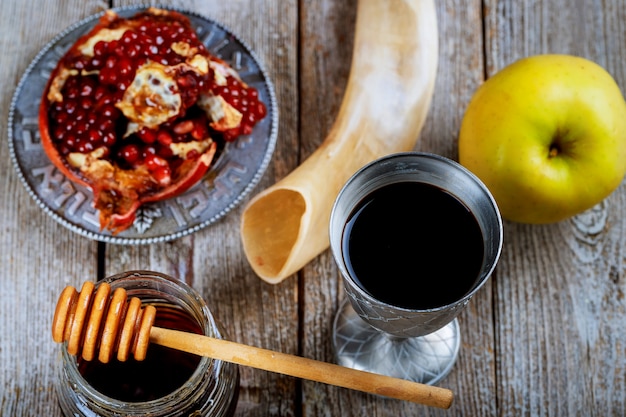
[1,0,625,416]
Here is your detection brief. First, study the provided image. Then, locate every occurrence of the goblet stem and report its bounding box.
[332,298,460,386]
[383,334,412,343]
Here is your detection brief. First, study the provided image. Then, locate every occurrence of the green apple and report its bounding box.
[458,54,626,224]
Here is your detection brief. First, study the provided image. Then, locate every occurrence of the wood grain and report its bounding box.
[0,2,107,416]
[1,0,625,416]
[484,1,626,416]
[105,1,301,415]
[299,0,357,414]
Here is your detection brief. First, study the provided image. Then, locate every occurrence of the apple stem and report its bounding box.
[548,143,560,158]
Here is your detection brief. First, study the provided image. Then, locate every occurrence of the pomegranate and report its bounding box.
[39,8,267,233]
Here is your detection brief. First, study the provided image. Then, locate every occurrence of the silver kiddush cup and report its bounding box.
[329,152,503,385]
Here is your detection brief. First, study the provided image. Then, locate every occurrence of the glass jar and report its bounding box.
[55,270,240,417]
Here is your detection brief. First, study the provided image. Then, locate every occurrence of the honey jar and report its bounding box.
[55,270,239,416]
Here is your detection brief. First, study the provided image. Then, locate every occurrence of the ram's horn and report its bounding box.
[240,0,439,283]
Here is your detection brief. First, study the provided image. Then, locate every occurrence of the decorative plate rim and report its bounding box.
[8,6,279,245]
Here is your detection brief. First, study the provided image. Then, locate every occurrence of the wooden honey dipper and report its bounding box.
[52,281,454,409]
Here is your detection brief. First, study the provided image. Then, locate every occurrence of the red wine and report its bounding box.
[342,181,484,310]
[78,304,203,402]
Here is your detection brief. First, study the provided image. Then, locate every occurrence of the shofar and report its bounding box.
[240,0,439,284]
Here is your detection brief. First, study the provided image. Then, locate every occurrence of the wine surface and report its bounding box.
[78,304,203,402]
[342,181,484,310]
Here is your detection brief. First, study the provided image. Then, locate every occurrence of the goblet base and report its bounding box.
[332,298,460,386]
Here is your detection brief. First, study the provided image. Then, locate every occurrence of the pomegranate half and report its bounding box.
[39,8,267,233]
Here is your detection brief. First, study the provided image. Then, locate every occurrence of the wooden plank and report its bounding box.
[0,2,110,416]
[298,0,357,412]
[299,1,492,416]
[104,1,301,416]
[484,0,626,415]
[419,2,498,415]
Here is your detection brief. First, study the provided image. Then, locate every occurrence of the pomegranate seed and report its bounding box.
[127,44,141,59]
[114,44,126,57]
[102,132,116,147]
[96,95,114,107]
[76,139,94,153]
[55,112,68,125]
[75,120,89,135]
[93,41,107,57]
[218,86,231,98]
[145,154,168,170]
[105,56,117,69]
[73,58,86,70]
[79,83,94,97]
[66,87,79,100]
[186,149,199,159]
[64,100,77,115]
[172,120,193,135]
[256,102,267,118]
[191,123,208,140]
[101,105,118,118]
[246,112,257,125]
[137,127,157,144]
[223,127,240,142]
[90,57,103,69]
[93,85,107,100]
[53,102,64,113]
[53,126,66,140]
[177,74,197,89]
[152,166,171,185]
[74,109,86,121]
[65,76,79,88]
[87,113,98,125]
[156,143,174,158]
[97,118,115,133]
[141,146,157,160]
[99,67,118,85]
[241,123,253,135]
[106,40,119,54]
[157,130,173,145]
[119,144,141,165]
[117,58,133,77]
[80,97,93,110]
[121,31,133,44]
[64,134,76,149]
[88,129,102,143]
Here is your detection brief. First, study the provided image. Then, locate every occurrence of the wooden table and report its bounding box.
[2,0,625,415]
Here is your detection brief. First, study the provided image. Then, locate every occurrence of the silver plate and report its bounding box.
[8,6,278,245]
